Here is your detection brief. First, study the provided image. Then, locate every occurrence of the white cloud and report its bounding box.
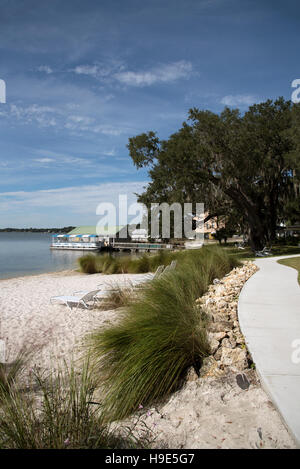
[114,61,193,87]
[72,64,100,77]
[71,59,125,80]
[103,149,116,157]
[92,125,126,136]
[8,103,59,127]
[0,181,148,226]
[32,150,94,167]
[2,102,127,136]
[220,94,258,107]
[37,65,53,74]
[33,158,55,164]
[70,60,193,87]
[67,115,95,125]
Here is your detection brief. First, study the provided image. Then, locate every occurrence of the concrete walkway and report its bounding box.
[238,255,300,447]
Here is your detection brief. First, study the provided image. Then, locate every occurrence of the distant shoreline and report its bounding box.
[0,227,75,233]
[0,268,79,282]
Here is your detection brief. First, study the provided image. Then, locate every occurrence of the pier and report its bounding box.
[112,242,183,252]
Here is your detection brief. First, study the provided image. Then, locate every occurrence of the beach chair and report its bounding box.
[139,264,165,282]
[162,260,177,275]
[255,246,272,257]
[97,265,165,291]
[50,289,100,311]
[128,265,166,291]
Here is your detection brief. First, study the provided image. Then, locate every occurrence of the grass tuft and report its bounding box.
[0,348,31,401]
[87,247,240,421]
[0,359,152,449]
[78,250,178,275]
[96,284,134,310]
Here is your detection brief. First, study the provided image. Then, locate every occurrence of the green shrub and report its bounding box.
[135,254,151,273]
[78,246,224,275]
[78,254,98,274]
[87,247,240,421]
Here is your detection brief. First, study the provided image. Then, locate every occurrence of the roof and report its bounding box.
[68,225,125,236]
[132,229,148,235]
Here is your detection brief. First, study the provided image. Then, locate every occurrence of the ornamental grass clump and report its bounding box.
[0,360,151,449]
[0,349,29,401]
[87,247,240,421]
[77,254,98,274]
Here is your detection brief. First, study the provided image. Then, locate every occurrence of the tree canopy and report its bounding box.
[128,98,300,251]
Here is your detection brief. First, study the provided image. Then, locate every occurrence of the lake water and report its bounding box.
[0,232,88,279]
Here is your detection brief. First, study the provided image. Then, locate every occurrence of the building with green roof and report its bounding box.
[51,225,129,251]
[68,226,126,237]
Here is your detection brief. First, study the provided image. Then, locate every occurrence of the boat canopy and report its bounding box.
[52,234,99,239]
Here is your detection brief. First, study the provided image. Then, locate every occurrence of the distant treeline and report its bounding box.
[0,226,75,233]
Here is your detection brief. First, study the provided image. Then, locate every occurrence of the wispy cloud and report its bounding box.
[220,94,258,107]
[70,60,193,87]
[71,59,125,80]
[1,102,130,137]
[72,64,100,77]
[32,150,96,168]
[8,103,59,127]
[0,181,147,226]
[33,158,55,164]
[114,61,193,87]
[37,65,53,74]
[64,116,130,136]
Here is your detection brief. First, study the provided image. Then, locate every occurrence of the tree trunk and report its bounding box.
[223,185,266,251]
[247,223,265,251]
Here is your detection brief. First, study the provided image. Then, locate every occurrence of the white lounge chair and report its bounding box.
[50,289,101,310]
[97,265,165,292]
[162,260,177,274]
[138,264,165,282]
[255,246,272,257]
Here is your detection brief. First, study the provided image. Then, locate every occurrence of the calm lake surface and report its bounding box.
[0,232,88,279]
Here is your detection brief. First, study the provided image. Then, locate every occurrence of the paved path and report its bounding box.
[238,255,300,447]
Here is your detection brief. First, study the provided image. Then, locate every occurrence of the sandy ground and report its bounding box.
[0,269,297,448]
[131,371,297,449]
[0,270,146,368]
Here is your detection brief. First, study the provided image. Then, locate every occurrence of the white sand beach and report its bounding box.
[0,270,146,369]
[0,268,297,449]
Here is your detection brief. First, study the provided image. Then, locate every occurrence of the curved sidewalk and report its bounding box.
[238,255,300,446]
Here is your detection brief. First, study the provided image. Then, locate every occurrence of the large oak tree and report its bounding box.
[128,98,300,251]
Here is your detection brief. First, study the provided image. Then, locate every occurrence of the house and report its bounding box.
[130,228,149,242]
[193,212,226,240]
[68,225,129,246]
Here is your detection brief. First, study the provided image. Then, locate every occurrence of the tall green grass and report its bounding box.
[0,348,31,401]
[78,250,177,275]
[0,360,152,449]
[87,247,240,421]
[95,284,134,310]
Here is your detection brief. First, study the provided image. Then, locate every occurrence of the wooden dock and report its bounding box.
[112,242,182,252]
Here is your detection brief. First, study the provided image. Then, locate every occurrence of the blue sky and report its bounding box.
[0,0,299,227]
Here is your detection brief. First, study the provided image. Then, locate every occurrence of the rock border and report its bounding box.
[195,261,259,378]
